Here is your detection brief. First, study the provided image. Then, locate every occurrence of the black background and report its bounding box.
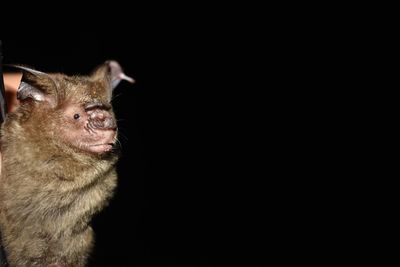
[0,5,265,265]
[1,27,224,266]
[1,7,340,263]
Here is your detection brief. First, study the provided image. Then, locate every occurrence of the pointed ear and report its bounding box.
[91,60,134,90]
[11,65,57,104]
[18,80,46,101]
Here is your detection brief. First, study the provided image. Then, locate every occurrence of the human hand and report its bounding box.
[0,72,22,175]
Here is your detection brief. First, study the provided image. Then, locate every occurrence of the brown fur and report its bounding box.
[0,63,122,267]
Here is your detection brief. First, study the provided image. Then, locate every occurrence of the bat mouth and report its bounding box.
[88,143,115,153]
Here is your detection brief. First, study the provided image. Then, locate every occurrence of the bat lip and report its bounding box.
[87,143,115,153]
[90,142,114,146]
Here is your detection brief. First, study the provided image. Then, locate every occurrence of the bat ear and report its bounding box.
[91,60,134,90]
[18,80,46,102]
[10,65,56,104]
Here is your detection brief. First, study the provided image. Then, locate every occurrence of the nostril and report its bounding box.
[89,117,116,130]
[104,118,116,129]
[89,111,106,120]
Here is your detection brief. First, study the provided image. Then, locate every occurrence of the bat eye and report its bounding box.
[73,114,80,120]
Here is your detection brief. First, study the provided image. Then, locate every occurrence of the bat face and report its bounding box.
[10,61,134,156]
[59,87,118,154]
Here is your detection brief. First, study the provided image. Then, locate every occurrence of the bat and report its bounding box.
[0,60,133,267]
[0,39,9,267]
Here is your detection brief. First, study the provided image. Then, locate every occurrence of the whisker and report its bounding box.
[115,138,122,148]
[111,93,123,102]
[118,131,129,141]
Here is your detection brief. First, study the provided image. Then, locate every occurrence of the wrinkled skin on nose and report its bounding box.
[87,109,117,130]
[58,101,118,155]
[79,107,118,154]
[82,108,117,154]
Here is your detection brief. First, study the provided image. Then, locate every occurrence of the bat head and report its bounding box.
[11,61,134,155]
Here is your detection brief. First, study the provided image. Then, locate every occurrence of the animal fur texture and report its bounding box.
[0,61,133,267]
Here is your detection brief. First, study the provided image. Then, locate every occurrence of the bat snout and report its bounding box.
[88,111,116,130]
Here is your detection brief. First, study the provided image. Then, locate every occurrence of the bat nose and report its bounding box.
[90,118,116,130]
[89,111,116,130]
[103,117,117,130]
[91,113,104,120]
